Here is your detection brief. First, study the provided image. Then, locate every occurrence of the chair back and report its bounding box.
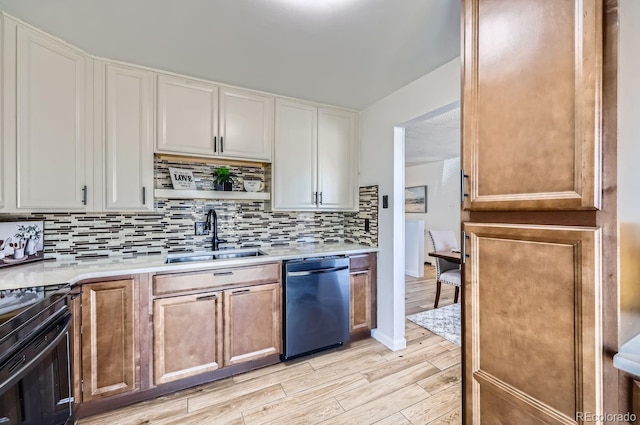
[428,230,459,278]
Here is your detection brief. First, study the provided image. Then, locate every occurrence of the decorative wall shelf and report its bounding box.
[155,189,270,201]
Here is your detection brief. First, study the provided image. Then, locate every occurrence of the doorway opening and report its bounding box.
[393,99,461,343]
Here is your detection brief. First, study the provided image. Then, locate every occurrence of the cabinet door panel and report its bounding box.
[219,88,273,161]
[274,99,317,209]
[464,223,601,424]
[157,74,218,156]
[17,26,88,210]
[317,108,357,210]
[462,0,601,210]
[153,292,223,384]
[223,283,281,366]
[82,279,136,401]
[349,270,371,334]
[105,64,154,211]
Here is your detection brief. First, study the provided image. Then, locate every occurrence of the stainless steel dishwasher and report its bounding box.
[282,256,350,360]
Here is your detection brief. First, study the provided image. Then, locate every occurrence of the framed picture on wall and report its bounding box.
[405,186,427,213]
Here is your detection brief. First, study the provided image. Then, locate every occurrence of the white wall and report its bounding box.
[405,158,461,263]
[360,58,461,350]
[618,0,640,345]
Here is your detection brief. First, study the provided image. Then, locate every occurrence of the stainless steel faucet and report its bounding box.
[205,209,227,251]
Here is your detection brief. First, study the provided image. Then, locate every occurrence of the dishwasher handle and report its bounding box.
[287,265,349,277]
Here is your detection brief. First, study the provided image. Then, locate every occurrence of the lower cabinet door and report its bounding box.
[153,292,223,385]
[464,223,601,424]
[81,279,136,401]
[349,270,372,335]
[223,283,281,366]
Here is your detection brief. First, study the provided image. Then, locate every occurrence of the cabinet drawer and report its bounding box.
[349,254,371,271]
[154,262,281,296]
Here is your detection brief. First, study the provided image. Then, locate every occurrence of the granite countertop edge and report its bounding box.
[0,243,379,290]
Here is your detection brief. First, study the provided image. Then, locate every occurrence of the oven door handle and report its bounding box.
[0,312,71,396]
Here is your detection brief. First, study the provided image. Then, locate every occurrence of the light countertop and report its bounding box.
[0,243,378,290]
[614,334,640,377]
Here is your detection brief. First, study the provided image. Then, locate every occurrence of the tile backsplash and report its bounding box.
[0,158,378,261]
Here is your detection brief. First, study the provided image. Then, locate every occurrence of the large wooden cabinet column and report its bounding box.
[461,1,618,424]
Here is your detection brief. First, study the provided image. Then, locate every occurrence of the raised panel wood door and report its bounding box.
[317,107,358,211]
[153,292,223,385]
[273,99,317,210]
[462,0,602,210]
[16,25,89,210]
[349,270,372,335]
[156,73,218,156]
[219,87,273,161]
[104,63,154,211]
[81,279,136,401]
[463,223,601,424]
[223,283,281,366]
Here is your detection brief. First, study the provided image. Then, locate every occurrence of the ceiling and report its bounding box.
[0,0,460,110]
[404,107,460,166]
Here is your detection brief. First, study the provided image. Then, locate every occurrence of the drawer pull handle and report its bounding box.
[213,271,234,276]
[196,294,218,301]
[351,271,368,276]
[232,289,250,294]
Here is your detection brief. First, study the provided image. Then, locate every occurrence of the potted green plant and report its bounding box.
[213,167,233,191]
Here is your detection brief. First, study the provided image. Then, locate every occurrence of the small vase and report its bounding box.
[223,181,233,191]
[14,248,25,260]
[26,239,37,255]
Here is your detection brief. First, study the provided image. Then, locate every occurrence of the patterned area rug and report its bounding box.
[407,303,461,346]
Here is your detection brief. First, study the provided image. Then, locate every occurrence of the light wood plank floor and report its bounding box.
[78,264,461,425]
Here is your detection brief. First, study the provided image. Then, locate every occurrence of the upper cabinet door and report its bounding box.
[104,63,154,211]
[317,108,358,210]
[273,99,318,210]
[219,87,273,162]
[16,26,90,210]
[156,74,218,156]
[462,0,602,211]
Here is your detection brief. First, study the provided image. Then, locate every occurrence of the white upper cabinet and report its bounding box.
[156,73,219,156]
[104,63,154,211]
[317,107,358,210]
[157,75,273,162]
[219,87,273,161]
[15,24,93,211]
[273,99,358,211]
[273,99,317,210]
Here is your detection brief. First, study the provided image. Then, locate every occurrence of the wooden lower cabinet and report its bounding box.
[223,283,281,366]
[81,279,137,402]
[153,291,223,385]
[349,253,377,338]
[349,270,371,334]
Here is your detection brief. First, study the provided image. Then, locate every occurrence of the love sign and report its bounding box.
[169,168,197,190]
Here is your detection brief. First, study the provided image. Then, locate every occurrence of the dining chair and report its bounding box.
[428,230,461,308]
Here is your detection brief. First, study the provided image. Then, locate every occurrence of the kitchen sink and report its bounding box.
[165,249,267,264]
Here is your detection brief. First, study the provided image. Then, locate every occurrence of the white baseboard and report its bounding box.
[371,329,407,351]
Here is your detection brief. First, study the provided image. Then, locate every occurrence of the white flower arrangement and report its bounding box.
[14,224,43,242]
